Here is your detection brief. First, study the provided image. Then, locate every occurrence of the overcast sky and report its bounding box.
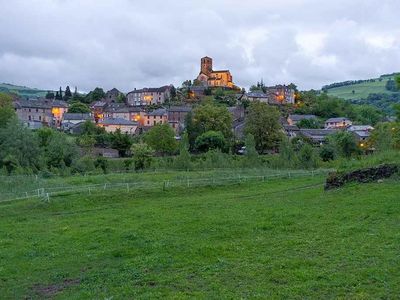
[0,0,399,92]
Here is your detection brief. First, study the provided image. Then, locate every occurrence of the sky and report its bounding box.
[0,0,399,92]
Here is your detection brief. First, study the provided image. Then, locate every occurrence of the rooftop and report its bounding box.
[100,118,138,126]
[63,113,92,121]
[326,117,351,123]
[288,114,317,121]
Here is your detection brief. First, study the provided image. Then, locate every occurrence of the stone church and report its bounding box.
[197,56,234,88]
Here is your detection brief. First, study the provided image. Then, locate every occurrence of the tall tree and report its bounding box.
[64,86,72,100]
[144,123,177,155]
[45,91,55,99]
[244,101,283,153]
[111,129,133,157]
[68,102,91,113]
[0,93,16,128]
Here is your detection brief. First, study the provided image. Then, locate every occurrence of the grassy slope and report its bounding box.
[0,83,48,98]
[326,76,397,100]
[0,175,399,299]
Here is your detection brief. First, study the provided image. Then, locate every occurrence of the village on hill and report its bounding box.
[8,56,393,160]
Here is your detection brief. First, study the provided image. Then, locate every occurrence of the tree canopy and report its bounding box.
[244,101,283,153]
[144,123,177,155]
[68,102,91,113]
[0,93,16,128]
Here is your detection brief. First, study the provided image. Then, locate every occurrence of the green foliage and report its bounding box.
[44,131,79,169]
[195,131,226,153]
[131,143,154,170]
[328,131,359,158]
[369,122,400,151]
[84,87,105,104]
[296,92,383,125]
[192,103,233,140]
[117,93,127,103]
[396,75,400,89]
[77,134,96,155]
[298,143,319,169]
[0,93,16,128]
[243,134,259,167]
[111,129,133,157]
[64,86,72,101]
[278,137,298,168]
[144,123,177,155]
[319,143,336,162]
[94,156,108,174]
[0,119,41,172]
[68,102,91,113]
[45,91,54,99]
[174,132,192,170]
[394,104,400,122]
[297,118,321,129]
[245,101,283,153]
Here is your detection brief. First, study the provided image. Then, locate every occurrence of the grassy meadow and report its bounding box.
[0,173,399,299]
[325,76,395,100]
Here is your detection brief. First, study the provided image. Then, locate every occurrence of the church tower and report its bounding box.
[200,57,213,76]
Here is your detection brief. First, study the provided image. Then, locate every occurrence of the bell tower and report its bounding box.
[200,57,213,76]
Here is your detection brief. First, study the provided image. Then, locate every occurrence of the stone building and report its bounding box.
[196,56,234,88]
[126,86,173,106]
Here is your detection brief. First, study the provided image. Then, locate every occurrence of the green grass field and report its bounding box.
[1,173,399,299]
[326,76,396,100]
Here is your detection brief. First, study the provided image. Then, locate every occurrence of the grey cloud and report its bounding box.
[0,0,399,92]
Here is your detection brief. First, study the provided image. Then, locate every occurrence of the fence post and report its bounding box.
[46,193,50,202]
[127,183,130,192]
[37,189,40,197]
[88,187,91,195]
[104,183,107,190]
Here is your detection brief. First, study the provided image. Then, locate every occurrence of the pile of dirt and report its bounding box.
[325,164,399,190]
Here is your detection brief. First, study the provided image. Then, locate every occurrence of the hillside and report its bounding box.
[0,83,49,99]
[325,76,396,100]
[1,171,399,298]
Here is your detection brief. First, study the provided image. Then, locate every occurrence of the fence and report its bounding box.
[0,169,331,204]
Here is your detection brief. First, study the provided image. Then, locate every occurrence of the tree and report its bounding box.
[369,122,394,152]
[195,131,226,152]
[117,93,127,103]
[77,134,96,155]
[64,86,72,101]
[319,144,336,162]
[298,143,318,169]
[245,101,283,153]
[0,119,41,172]
[328,131,359,158]
[297,118,321,129]
[144,123,177,155]
[94,156,108,174]
[68,102,91,113]
[0,93,16,128]
[396,75,400,89]
[184,111,199,150]
[45,91,55,99]
[192,103,233,142]
[45,131,78,169]
[84,87,105,104]
[278,137,298,168]
[111,129,133,157]
[394,104,400,122]
[131,143,154,170]
[243,134,259,167]
[174,132,192,170]
[55,87,63,100]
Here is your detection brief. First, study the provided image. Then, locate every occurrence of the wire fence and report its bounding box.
[0,169,331,204]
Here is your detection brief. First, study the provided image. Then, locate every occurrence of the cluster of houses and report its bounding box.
[12,56,373,150]
[284,114,373,147]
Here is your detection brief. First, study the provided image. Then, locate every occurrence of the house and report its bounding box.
[325,117,352,129]
[144,108,168,127]
[167,106,192,132]
[347,125,374,146]
[90,101,108,122]
[266,85,295,105]
[245,91,269,102]
[299,129,338,145]
[287,114,317,126]
[62,113,93,131]
[102,104,146,125]
[126,86,173,106]
[98,118,139,135]
[103,88,123,104]
[14,98,68,128]
[283,124,300,138]
[196,57,234,88]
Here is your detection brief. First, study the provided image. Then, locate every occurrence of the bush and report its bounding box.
[195,131,226,153]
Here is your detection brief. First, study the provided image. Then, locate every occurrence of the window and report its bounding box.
[28,116,31,121]
[29,109,31,112]
[36,108,38,112]
[39,116,42,121]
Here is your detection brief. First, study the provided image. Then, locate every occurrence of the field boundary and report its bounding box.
[0,169,330,204]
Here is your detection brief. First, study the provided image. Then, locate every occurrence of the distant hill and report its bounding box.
[322,73,400,115]
[0,83,50,99]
